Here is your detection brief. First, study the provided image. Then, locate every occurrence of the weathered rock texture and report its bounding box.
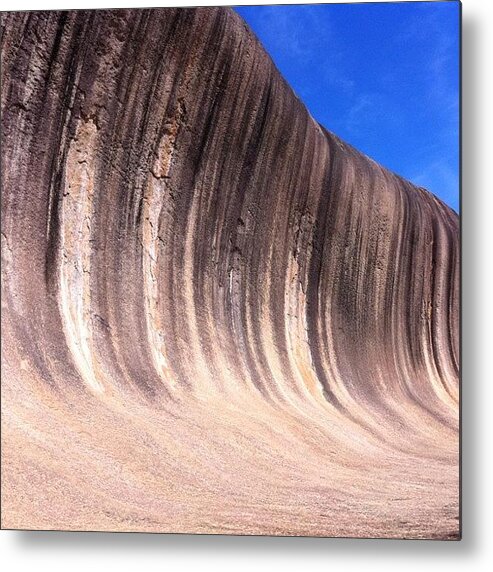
[1,7,459,538]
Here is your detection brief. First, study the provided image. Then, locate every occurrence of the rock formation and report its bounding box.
[0,7,459,538]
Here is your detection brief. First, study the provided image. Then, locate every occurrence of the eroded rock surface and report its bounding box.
[1,7,459,537]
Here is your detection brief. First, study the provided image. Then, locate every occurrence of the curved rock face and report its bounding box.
[1,8,459,538]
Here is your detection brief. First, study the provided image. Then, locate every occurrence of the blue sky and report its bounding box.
[235,2,460,212]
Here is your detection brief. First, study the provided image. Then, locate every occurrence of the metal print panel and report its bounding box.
[0,2,460,539]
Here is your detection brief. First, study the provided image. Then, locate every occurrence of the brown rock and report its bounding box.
[0,7,459,538]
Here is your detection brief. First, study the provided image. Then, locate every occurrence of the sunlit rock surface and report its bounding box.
[1,7,459,538]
